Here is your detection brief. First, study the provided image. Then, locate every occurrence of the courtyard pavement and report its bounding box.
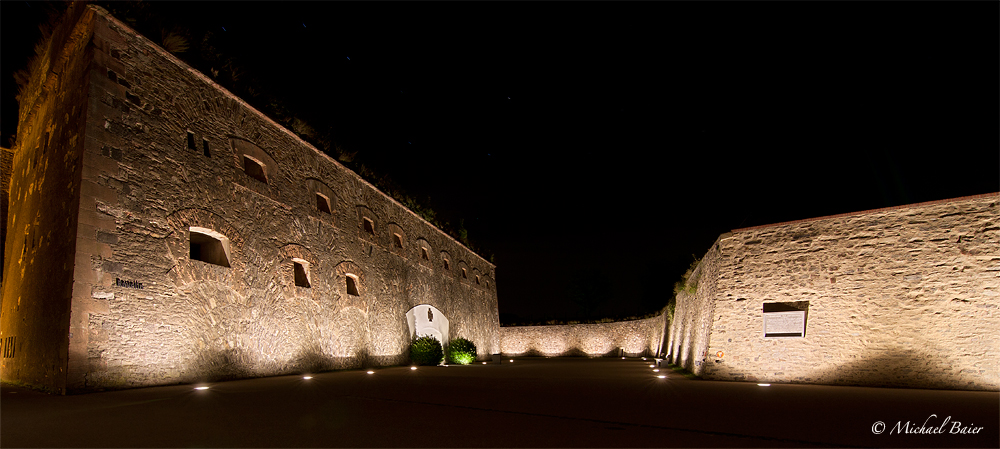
[1,357,997,448]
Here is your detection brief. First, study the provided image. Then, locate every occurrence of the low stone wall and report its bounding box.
[500,313,667,357]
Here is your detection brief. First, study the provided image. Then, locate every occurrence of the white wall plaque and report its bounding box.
[764,310,806,337]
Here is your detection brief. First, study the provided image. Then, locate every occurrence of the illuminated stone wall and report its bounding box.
[1,147,13,285]
[0,4,96,394]
[665,238,721,375]
[669,193,999,391]
[500,313,667,358]
[2,5,499,393]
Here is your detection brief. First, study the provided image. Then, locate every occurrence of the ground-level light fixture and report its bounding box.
[482,362,487,365]
[303,376,313,380]
[758,383,771,387]
[653,369,660,372]
[649,364,655,368]
[509,359,513,362]
[657,375,666,379]
[194,386,209,390]
[410,366,417,370]
[367,370,374,374]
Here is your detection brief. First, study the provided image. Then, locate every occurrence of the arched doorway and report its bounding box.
[405,304,449,347]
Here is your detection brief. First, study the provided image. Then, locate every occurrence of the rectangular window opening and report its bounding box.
[316,193,332,214]
[476,275,480,285]
[189,228,231,268]
[202,139,211,157]
[443,259,450,270]
[187,131,196,150]
[363,217,375,235]
[294,261,311,288]
[393,233,403,248]
[421,247,429,260]
[346,276,360,296]
[243,155,268,184]
[462,268,468,279]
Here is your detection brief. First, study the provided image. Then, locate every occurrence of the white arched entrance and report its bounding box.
[405,304,449,347]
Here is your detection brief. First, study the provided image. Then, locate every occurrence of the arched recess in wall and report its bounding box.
[279,243,318,294]
[480,273,495,290]
[333,260,367,310]
[386,222,408,258]
[304,178,340,227]
[415,238,433,269]
[165,208,246,286]
[355,205,380,245]
[405,304,449,347]
[439,250,453,273]
[456,260,471,283]
[230,137,278,185]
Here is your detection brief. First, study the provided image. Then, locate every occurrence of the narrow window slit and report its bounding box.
[293,261,310,288]
[346,275,360,296]
[243,155,268,184]
[316,193,331,214]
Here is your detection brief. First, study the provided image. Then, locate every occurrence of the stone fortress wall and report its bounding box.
[669,193,999,391]
[500,193,998,391]
[499,313,667,358]
[1,5,499,394]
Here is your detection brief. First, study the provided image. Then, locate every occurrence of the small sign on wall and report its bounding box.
[764,310,806,337]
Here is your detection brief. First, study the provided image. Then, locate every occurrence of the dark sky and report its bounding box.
[3,1,998,323]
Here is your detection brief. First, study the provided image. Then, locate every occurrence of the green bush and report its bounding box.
[410,335,444,366]
[447,337,477,365]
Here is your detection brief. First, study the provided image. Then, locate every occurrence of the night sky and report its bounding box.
[3,2,998,324]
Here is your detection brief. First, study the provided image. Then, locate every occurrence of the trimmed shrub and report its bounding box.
[410,335,444,366]
[447,337,477,365]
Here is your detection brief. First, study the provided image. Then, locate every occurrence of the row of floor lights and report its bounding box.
[639,356,666,379]
[195,358,513,391]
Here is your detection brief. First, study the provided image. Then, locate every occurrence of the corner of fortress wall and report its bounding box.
[674,193,999,391]
[1,3,97,394]
[3,5,500,393]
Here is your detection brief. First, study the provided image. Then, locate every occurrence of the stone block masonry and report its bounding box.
[2,5,499,393]
[500,313,667,358]
[668,193,999,391]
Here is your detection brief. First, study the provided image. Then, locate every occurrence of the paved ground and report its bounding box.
[2,357,997,447]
